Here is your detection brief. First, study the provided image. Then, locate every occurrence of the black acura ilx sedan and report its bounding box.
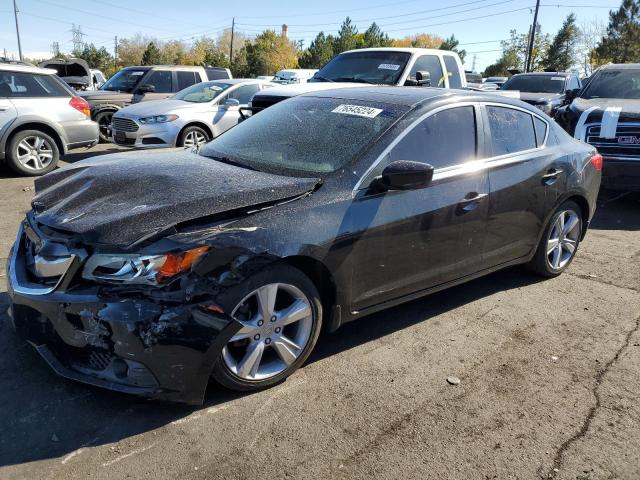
[7,87,601,404]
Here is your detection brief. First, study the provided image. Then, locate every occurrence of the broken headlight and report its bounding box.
[138,114,179,124]
[82,246,208,285]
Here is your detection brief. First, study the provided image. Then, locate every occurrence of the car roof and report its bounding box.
[0,63,57,75]
[600,63,640,69]
[340,47,458,56]
[300,86,538,111]
[206,78,260,85]
[512,72,571,77]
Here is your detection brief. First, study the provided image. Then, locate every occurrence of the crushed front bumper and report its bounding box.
[6,226,239,404]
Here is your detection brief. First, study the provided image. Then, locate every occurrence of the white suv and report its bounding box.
[0,61,99,176]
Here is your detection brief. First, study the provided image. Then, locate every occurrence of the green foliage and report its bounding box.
[141,42,162,66]
[363,22,392,48]
[72,43,115,76]
[543,14,579,71]
[484,27,550,76]
[439,35,466,63]
[299,32,336,68]
[238,30,299,77]
[334,17,359,54]
[595,0,640,63]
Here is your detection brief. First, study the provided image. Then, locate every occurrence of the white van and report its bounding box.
[273,69,318,84]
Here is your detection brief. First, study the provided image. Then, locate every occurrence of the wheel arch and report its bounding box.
[5,122,66,156]
[565,194,590,239]
[282,255,341,332]
[177,122,214,146]
[91,104,120,119]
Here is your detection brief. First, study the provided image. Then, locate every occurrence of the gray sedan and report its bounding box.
[111,79,274,149]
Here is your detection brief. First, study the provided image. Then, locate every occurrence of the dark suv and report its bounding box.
[501,72,582,117]
[555,64,640,191]
[81,65,232,141]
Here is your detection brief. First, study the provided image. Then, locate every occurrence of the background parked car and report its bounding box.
[484,76,508,88]
[555,63,640,191]
[501,71,582,116]
[38,58,105,92]
[273,69,318,84]
[80,65,232,142]
[0,61,98,176]
[111,79,274,149]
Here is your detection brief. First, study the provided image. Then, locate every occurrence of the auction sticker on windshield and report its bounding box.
[332,104,383,118]
[378,64,400,70]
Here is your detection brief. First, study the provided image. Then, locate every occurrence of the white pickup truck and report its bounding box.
[248,47,517,114]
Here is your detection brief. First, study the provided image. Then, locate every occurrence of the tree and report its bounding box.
[484,28,549,75]
[119,34,155,66]
[439,34,466,63]
[334,17,359,54]
[595,0,640,63]
[160,40,192,64]
[243,30,298,77]
[578,18,607,75]
[141,42,162,65]
[73,43,114,74]
[543,14,580,71]
[392,33,443,48]
[217,28,248,62]
[299,32,335,68]
[363,22,392,48]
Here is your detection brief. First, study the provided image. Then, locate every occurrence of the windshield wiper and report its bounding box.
[311,75,334,82]
[333,77,377,85]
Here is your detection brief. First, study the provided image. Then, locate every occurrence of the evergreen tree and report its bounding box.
[299,32,335,68]
[543,14,579,71]
[363,22,392,48]
[334,17,359,54]
[141,42,162,65]
[439,35,466,63]
[595,0,640,62]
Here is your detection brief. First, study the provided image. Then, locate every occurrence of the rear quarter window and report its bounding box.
[0,72,70,98]
[486,106,537,156]
[534,117,548,146]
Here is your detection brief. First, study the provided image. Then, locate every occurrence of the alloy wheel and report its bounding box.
[15,135,54,172]
[97,113,112,141]
[222,283,314,381]
[546,209,580,270]
[183,130,208,148]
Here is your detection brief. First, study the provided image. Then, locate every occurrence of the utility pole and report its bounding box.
[229,17,235,68]
[471,54,477,72]
[525,0,541,72]
[13,0,23,61]
[114,36,118,71]
[51,41,60,57]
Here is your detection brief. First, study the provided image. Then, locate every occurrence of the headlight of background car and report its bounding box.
[82,246,208,285]
[138,114,179,124]
[535,103,553,115]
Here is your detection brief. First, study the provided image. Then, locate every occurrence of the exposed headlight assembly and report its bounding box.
[138,114,179,124]
[82,246,208,285]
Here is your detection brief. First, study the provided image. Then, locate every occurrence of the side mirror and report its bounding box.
[137,84,156,93]
[416,71,431,87]
[565,88,580,102]
[223,98,240,108]
[374,161,434,192]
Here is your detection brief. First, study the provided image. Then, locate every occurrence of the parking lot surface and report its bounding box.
[0,145,639,480]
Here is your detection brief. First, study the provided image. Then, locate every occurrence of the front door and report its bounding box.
[349,105,490,312]
[132,70,174,103]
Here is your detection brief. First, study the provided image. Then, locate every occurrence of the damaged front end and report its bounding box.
[6,211,282,404]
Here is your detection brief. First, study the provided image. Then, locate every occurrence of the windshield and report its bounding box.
[101,68,147,92]
[311,51,411,85]
[173,81,232,103]
[502,75,566,93]
[581,69,640,99]
[200,96,404,175]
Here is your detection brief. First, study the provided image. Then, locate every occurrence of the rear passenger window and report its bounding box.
[409,55,445,88]
[145,70,172,93]
[390,106,476,169]
[177,71,198,91]
[486,106,536,156]
[534,117,547,146]
[0,72,69,97]
[443,56,463,88]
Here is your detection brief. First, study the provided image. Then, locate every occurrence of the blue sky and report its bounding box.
[1,0,619,72]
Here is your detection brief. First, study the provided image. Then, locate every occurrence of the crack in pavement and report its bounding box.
[542,314,640,479]
[567,272,639,293]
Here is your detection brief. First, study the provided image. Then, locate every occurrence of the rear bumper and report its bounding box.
[602,157,640,191]
[6,230,239,404]
[61,119,100,150]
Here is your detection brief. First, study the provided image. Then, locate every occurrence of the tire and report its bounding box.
[528,200,583,278]
[6,129,59,176]
[94,110,115,142]
[211,263,323,391]
[178,125,210,148]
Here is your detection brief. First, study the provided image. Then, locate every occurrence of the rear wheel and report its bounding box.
[6,129,59,176]
[211,264,322,391]
[528,200,582,277]
[179,125,210,148]
[94,110,114,142]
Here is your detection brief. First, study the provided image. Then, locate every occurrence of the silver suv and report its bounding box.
[0,61,99,176]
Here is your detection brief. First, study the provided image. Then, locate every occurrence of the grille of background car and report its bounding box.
[112,117,139,132]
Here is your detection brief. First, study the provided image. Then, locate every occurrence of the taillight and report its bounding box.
[69,96,90,118]
[591,153,603,171]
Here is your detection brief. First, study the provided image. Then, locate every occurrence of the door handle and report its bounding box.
[542,168,563,185]
[458,192,488,212]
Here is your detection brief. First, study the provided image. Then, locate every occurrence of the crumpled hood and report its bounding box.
[31,150,319,248]
[518,91,564,104]
[116,99,197,118]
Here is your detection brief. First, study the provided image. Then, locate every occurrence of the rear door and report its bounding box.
[0,78,18,131]
[481,104,558,268]
[349,104,490,310]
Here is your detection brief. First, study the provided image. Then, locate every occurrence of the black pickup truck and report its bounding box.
[555,64,640,191]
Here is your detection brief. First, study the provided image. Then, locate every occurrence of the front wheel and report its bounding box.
[179,126,210,148]
[211,264,322,391]
[528,200,583,277]
[94,110,114,142]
